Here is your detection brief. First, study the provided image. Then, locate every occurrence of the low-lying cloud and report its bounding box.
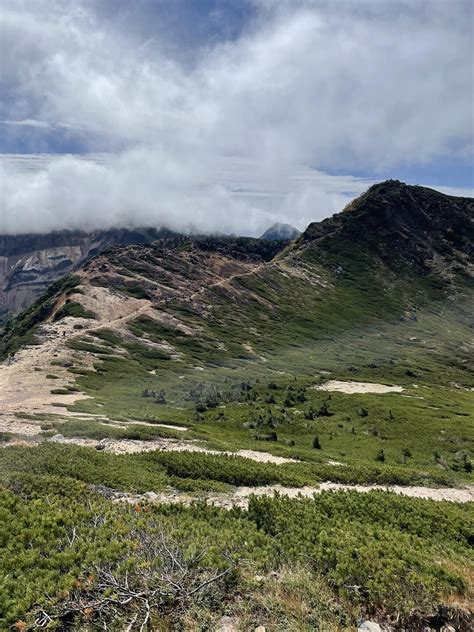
[0,151,372,235]
[0,0,472,235]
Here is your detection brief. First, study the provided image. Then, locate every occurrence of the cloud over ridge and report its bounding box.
[1,0,472,234]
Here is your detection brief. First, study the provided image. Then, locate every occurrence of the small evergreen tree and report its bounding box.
[305,405,316,420]
[296,387,307,403]
[317,400,333,417]
[313,435,322,450]
[155,390,166,404]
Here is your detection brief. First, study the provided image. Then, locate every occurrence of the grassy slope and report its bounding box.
[1,188,473,628]
[59,236,473,484]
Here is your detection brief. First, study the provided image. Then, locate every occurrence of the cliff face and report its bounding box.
[0,228,177,322]
[1,244,83,316]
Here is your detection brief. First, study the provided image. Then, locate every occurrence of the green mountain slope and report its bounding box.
[0,182,473,630]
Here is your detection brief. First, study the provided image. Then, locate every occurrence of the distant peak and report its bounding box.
[260,223,301,241]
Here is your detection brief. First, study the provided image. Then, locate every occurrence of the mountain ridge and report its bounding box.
[1,180,473,630]
[2,180,470,324]
[2,180,472,366]
[0,228,292,323]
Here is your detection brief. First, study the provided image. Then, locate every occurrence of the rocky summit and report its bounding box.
[301,180,474,274]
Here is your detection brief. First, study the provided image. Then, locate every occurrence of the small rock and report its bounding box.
[51,434,64,442]
[255,627,266,632]
[143,491,159,501]
[219,616,237,631]
[358,622,381,632]
[440,626,456,632]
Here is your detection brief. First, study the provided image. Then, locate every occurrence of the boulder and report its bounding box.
[358,622,382,632]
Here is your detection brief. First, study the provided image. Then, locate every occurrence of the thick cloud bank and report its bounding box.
[0,0,472,235]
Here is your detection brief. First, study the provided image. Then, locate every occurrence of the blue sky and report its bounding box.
[1,0,473,235]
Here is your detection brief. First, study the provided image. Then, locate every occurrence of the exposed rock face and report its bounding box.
[0,227,176,322]
[260,222,301,241]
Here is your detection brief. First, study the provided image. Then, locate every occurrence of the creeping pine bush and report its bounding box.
[0,444,168,493]
[0,480,272,629]
[246,491,473,614]
[139,450,308,487]
[0,441,472,630]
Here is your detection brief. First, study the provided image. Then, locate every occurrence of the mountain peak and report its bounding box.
[260,222,301,241]
[299,180,473,274]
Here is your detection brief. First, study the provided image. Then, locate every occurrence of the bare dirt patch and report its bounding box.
[113,482,474,509]
[49,435,297,463]
[232,449,297,464]
[0,417,44,436]
[0,330,91,434]
[115,421,189,431]
[315,380,404,394]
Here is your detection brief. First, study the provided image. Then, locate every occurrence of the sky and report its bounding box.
[0,0,473,236]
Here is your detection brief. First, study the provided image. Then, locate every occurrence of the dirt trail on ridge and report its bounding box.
[0,287,155,433]
[189,264,265,301]
[0,258,273,435]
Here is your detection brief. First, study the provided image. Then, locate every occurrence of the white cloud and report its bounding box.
[1,119,52,128]
[0,151,356,235]
[0,0,472,234]
[1,151,471,236]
